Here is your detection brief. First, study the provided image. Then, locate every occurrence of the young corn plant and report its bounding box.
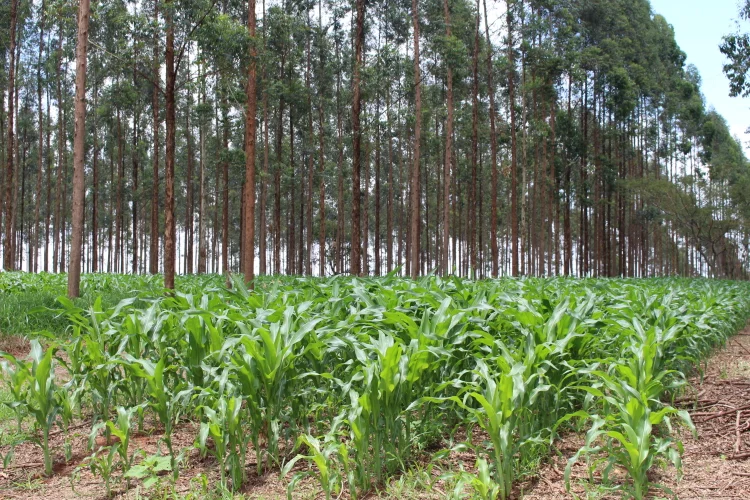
[23,341,68,476]
[564,321,695,499]
[124,355,191,481]
[106,406,138,474]
[196,394,250,491]
[436,354,550,500]
[282,432,345,500]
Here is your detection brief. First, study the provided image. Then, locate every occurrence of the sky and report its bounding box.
[650,0,750,152]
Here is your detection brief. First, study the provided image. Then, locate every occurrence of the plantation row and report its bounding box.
[1,274,749,498]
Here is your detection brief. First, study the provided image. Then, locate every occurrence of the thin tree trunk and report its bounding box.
[53,30,64,274]
[116,109,123,273]
[305,11,314,275]
[335,33,344,273]
[185,62,194,275]
[198,67,207,274]
[484,0,499,277]
[442,0,453,276]
[317,0,325,277]
[507,0,519,276]
[132,57,139,274]
[386,89,394,273]
[222,89,230,274]
[470,2,479,277]
[150,0,160,274]
[274,53,285,276]
[410,0,421,278]
[92,79,98,272]
[33,0,47,273]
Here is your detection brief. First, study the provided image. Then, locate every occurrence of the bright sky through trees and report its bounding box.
[652,0,750,150]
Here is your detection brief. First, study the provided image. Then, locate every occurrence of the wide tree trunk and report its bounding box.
[351,0,365,276]
[164,0,177,289]
[243,0,257,283]
[4,0,19,271]
[68,0,91,298]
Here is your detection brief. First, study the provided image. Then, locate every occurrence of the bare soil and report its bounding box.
[524,329,750,499]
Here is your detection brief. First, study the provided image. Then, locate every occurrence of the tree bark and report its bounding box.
[243,0,257,284]
[409,0,421,278]
[68,0,90,297]
[469,2,479,277]
[92,79,98,272]
[351,0,365,276]
[484,0,499,277]
[4,0,19,271]
[164,0,177,289]
[33,0,47,273]
[150,0,160,274]
[317,0,326,277]
[507,0,519,276]
[442,0,453,276]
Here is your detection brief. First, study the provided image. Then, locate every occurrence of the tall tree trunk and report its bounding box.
[198,69,207,274]
[44,78,52,272]
[386,90,394,273]
[92,79,98,272]
[442,0,453,276]
[351,0,365,276]
[305,11,314,275]
[132,57,139,274]
[33,0,47,273]
[507,0,519,276]
[164,0,177,289]
[68,0,90,297]
[4,0,19,271]
[317,0,326,277]
[409,0,421,278]
[243,0,257,284]
[335,33,344,273]
[484,0,499,277]
[116,109,123,273]
[374,104,381,275]
[259,82,268,275]
[469,2,479,277]
[222,89,230,274]
[274,52,285,276]
[258,0,268,275]
[185,75,194,275]
[53,30,64,274]
[150,0,160,274]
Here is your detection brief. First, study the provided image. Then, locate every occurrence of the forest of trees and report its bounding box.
[2,0,750,291]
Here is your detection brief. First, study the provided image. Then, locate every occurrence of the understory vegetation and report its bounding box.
[1,272,749,499]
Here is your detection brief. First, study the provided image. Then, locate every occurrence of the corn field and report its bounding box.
[1,273,749,499]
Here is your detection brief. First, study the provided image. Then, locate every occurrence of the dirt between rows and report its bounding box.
[0,329,749,499]
[524,328,750,499]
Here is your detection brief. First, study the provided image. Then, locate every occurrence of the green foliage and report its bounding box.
[1,273,749,497]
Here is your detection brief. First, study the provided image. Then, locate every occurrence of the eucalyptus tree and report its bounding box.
[68,0,92,298]
[3,0,19,271]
